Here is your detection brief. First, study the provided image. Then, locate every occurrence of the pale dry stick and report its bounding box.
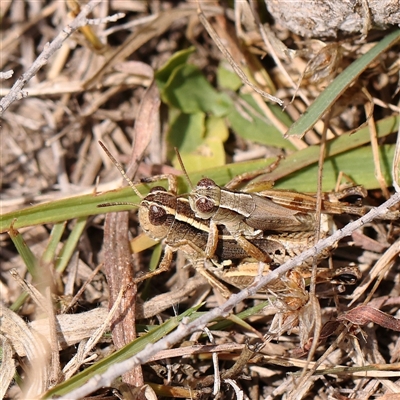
[197,5,283,107]
[373,97,400,113]
[44,287,61,386]
[204,327,221,396]
[224,379,244,400]
[57,192,400,400]
[0,0,102,115]
[393,109,400,192]
[254,12,311,107]
[366,102,391,199]
[0,334,15,399]
[86,13,125,25]
[9,270,57,393]
[0,305,49,397]
[102,14,158,37]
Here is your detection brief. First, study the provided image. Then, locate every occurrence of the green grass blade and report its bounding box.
[54,217,87,273]
[41,222,66,265]
[8,225,39,280]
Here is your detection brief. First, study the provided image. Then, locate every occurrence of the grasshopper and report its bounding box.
[136,180,279,278]
[174,152,368,263]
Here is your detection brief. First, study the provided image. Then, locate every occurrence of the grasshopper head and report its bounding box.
[189,178,221,219]
[138,187,177,240]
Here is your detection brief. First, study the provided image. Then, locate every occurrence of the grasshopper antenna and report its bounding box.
[174,147,194,190]
[98,141,143,200]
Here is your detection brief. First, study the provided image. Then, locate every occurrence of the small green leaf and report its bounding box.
[155,46,196,90]
[161,64,232,116]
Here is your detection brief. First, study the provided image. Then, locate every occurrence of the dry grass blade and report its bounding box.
[350,238,400,305]
[338,305,400,331]
[63,287,124,379]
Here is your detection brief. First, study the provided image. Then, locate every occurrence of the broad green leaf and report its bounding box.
[171,116,228,172]
[161,64,232,116]
[167,112,205,154]
[217,62,242,91]
[228,94,296,150]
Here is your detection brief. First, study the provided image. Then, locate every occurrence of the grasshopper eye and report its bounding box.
[332,273,359,285]
[149,205,167,225]
[336,274,357,284]
[196,197,215,213]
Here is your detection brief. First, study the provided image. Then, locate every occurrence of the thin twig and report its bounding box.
[86,13,125,25]
[393,109,400,192]
[197,4,283,107]
[0,0,102,115]
[0,70,13,80]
